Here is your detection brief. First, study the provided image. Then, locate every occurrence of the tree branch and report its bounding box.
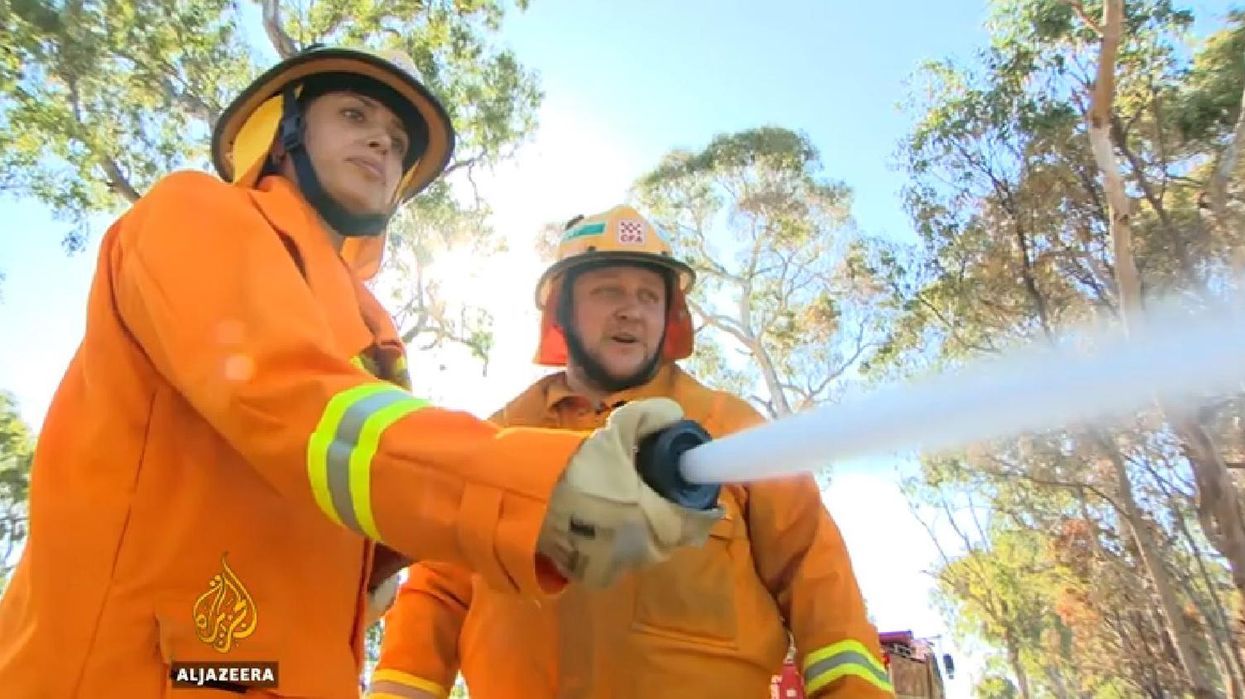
[811,323,873,401]
[397,262,431,344]
[261,0,300,59]
[688,299,751,345]
[1085,0,1144,328]
[444,148,489,177]
[1147,76,1173,204]
[1203,47,1245,270]
[984,451,1127,514]
[100,156,142,202]
[904,487,957,567]
[672,221,737,282]
[1061,0,1104,37]
[1110,113,1194,284]
[66,75,141,202]
[913,291,999,355]
[110,46,220,124]
[1006,196,1055,341]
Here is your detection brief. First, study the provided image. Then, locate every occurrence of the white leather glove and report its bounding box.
[537,397,722,588]
[362,544,408,628]
[364,573,399,628]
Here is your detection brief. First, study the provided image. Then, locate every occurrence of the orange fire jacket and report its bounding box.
[371,364,895,699]
[0,171,580,698]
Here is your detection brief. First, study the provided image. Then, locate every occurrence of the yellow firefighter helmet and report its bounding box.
[534,205,696,366]
[210,44,455,279]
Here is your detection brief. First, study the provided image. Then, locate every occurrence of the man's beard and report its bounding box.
[564,326,663,394]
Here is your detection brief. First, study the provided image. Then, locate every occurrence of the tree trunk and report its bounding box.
[1216,646,1241,699]
[1171,484,1245,697]
[1083,1,1244,691]
[1204,47,1245,248]
[1100,436,1219,697]
[753,352,792,417]
[1004,630,1034,699]
[260,0,299,58]
[1196,42,1245,680]
[1173,413,1245,602]
[1046,664,1073,699]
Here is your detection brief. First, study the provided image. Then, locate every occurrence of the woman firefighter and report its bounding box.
[0,46,718,697]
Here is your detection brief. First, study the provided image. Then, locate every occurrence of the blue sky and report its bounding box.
[1,1,1240,696]
[497,0,991,244]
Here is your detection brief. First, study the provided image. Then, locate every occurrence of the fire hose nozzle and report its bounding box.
[635,419,720,511]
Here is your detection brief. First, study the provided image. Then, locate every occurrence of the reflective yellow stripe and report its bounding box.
[307,383,428,540]
[804,639,888,675]
[803,639,893,695]
[350,396,427,538]
[308,384,387,527]
[806,664,894,695]
[368,669,447,698]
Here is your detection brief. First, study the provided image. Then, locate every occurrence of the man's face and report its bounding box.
[568,264,668,383]
[296,91,409,215]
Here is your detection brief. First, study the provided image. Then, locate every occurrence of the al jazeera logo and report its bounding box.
[170,555,279,690]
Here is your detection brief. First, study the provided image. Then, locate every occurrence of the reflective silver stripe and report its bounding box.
[325,389,412,533]
[804,649,892,682]
[804,649,893,690]
[307,382,427,541]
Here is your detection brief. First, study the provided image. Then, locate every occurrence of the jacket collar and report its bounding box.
[248,174,336,255]
[246,174,404,359]
[544,362,682,412]
[247,174,387,281]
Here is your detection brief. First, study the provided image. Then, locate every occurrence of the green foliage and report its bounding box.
[1172,10,1245,145]
[633,126,896,417]
[974,673,1019,699]
[0,0,541,365]
[1,0,250,248]
[0,391,34,590]
[890,1,1245,695]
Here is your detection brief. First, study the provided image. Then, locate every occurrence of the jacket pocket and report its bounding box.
[630,505,743,647]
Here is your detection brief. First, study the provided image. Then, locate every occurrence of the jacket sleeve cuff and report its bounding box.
[462,427,582,596]
[802,640,895,697]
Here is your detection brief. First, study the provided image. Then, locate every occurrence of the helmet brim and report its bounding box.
[534,250,695,310]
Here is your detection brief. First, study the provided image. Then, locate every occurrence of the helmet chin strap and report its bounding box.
[278,85,393,238]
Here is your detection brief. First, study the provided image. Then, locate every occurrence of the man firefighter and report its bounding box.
[0,48,718,697]
[369,206,896,698]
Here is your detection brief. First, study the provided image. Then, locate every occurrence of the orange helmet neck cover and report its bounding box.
[555,258,673,393]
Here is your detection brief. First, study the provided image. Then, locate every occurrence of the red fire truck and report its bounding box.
[770,631,954,699]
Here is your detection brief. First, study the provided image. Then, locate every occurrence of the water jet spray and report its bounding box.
[636,298,1245,509]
